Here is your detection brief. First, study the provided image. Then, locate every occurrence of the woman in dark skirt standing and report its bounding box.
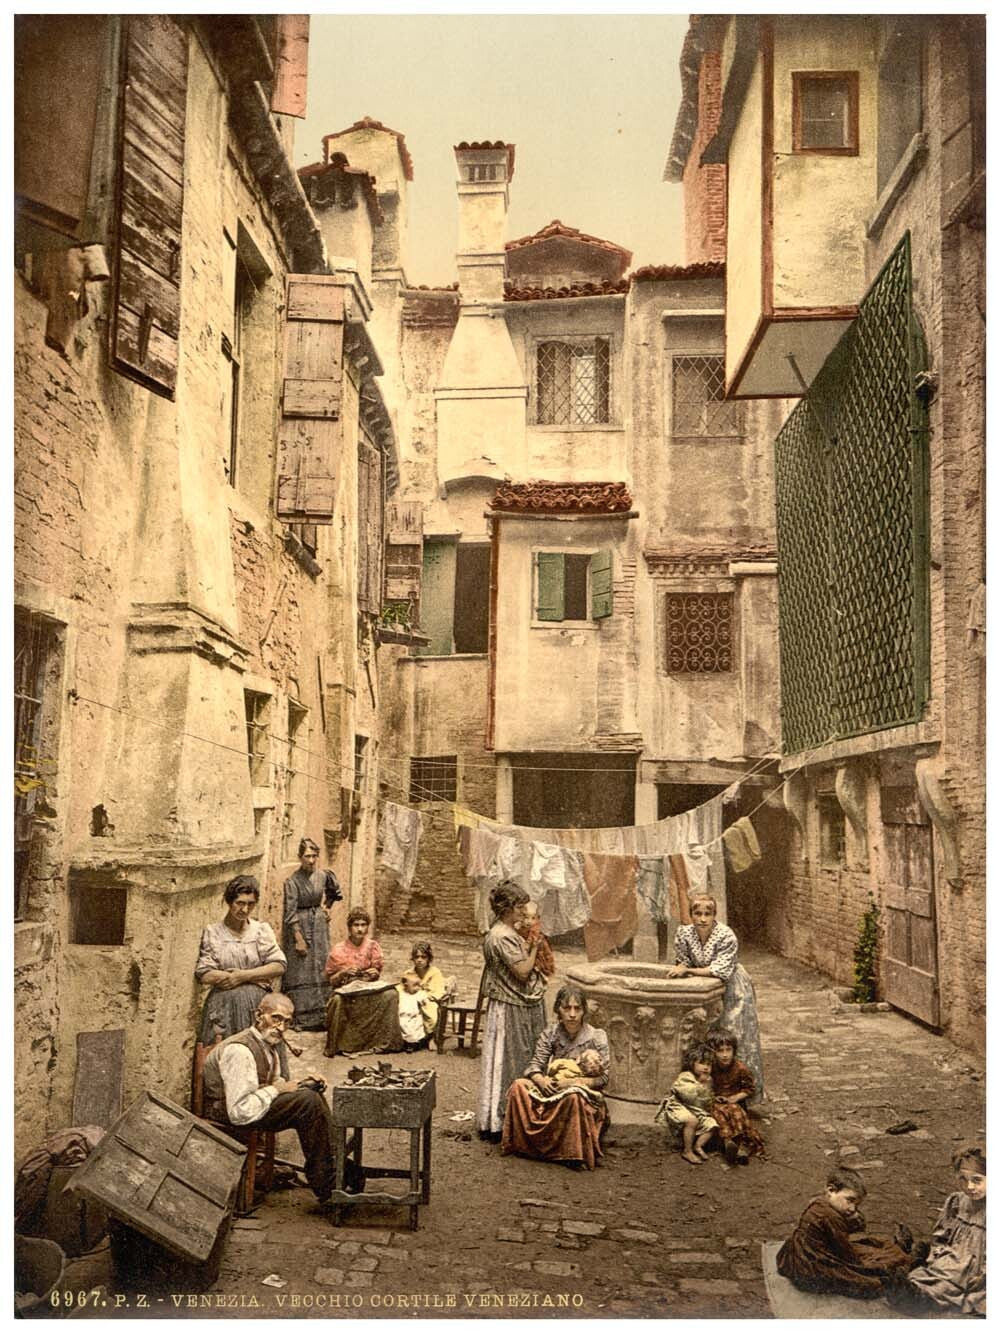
[282,837,341,1030]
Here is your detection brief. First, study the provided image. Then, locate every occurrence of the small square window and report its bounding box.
[793,72,859,154]
[665,593,733,673]
[70,874,127,945]
[409,756,457,804]
[671,356,744,437]
[536,338,611,425]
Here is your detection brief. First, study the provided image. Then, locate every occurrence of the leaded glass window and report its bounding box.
[671,355,744,437]
[536,337,610,425]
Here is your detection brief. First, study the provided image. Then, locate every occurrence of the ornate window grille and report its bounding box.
[665,593,733,673]
[774,233,929,754]
[671,355,744,437]
[409,756,458,804]
[536,338,611,425]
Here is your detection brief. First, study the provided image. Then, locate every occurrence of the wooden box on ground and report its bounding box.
[68,1092,246,1287]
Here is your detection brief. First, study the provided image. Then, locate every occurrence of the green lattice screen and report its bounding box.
[774,233,930,755]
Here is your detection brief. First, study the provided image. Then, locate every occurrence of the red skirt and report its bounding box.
[502,1080,607,1170]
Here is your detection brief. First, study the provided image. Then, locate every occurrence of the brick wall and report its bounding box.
[683,50,727,264]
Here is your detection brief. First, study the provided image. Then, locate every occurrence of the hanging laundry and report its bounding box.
[666,853,692,924]
[722,816,762,874]
[464,826,502,881]
[683,843,712,898]
[378,801,422,892]
[637,855,671,924]
[581,852,639,963]
[535,846,590,938]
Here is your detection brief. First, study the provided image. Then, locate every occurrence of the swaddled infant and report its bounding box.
[547,1049,604,1087]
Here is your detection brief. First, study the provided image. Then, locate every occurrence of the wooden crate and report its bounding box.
[68,1091,245,1264]
[331,1072,436,1129]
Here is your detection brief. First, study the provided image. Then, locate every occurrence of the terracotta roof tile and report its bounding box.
[323,116,414,180]
[454,141,516,180]
[504,280,628,302]
[506,219,631,264]
[491,481,633,514]
[298,154,383,225]
[630,261,725,282]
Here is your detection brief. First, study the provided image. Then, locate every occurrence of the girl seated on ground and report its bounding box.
[885,1146,985,1317]
[707,1028,765,1165]
[655,1044,718,1166]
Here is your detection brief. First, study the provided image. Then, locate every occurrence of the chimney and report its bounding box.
[453,141,515,303]
[434,139,526,486]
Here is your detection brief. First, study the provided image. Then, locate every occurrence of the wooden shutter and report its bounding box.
[270,16,309,118]
[276,275,344,524]
[590,548,613,620]
[536,552,565,622]
[110,15,187,399]
[385,501,424,610]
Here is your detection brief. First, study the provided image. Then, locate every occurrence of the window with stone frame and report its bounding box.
[670,355,744,438]
[281,699,308,860]
[664,592,734,674]
[244,689,272,787]
[792,72,860,154]
[536,337,611,425]
[14,608,62,920]
[409,756,458,805]
[817,789,846,866]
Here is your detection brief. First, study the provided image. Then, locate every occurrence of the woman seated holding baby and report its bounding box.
[502,984,610,1171]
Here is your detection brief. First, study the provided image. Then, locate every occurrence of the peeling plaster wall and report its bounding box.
[13,29,366,1156]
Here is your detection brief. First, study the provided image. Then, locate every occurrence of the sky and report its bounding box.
[294,14,689,287]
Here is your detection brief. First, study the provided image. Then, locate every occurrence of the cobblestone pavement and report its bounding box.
[63,934,985,1320]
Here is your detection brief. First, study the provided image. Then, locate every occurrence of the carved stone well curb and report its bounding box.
[565,962,725,1103]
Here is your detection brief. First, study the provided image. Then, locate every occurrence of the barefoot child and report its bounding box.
[777,1167,915,1298]
[886,1146,985,1316]
[395,970,438,1052]
[655,1044,718,1165]
[707,1028,765,1165]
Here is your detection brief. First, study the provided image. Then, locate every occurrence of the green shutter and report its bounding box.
[590,548,613,620]
[536,552,565,622]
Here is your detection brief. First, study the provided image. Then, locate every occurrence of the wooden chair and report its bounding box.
[191,1040,276,1215]
[434,968,486,1054]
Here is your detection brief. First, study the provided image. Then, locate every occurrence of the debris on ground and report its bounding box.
[886,1120,919,1135]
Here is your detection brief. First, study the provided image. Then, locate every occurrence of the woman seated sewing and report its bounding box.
[323,907,403,1056]
[195,874,289,1076]
[502,984,610,1171]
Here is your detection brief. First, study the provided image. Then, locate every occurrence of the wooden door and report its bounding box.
[881,785,939,1025]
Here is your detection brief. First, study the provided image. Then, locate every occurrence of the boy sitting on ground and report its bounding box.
[777,1167,916,1299]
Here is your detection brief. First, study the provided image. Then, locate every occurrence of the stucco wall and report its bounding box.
[771,17,877,310]
[725,55,764,387]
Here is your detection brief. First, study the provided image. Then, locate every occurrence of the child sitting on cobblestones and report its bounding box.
[654,1044,718,1165]
[884,1146,985,1317]
[777,1166,916,1298]
[706,1028,765,1165]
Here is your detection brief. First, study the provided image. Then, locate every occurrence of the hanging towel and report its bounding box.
[637,855,671,924]
[722,823,753,873]
[534,847,590,937]
[465,826,503,881]
[581,852,639,963]
[378,801,422,892]
[737,816,761,860]
[666,854,692,924]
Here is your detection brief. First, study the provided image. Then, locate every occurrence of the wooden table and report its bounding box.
[327,1072,436,1230]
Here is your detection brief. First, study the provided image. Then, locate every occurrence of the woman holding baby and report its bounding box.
[502,983,611,1170]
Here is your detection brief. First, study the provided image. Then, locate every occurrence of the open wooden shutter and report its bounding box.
[110,15,187,399]
[270,15,309,118]
[536,552,565,622]
[385,501,424,612]
[276,275,344,524]
[590,548,613,620]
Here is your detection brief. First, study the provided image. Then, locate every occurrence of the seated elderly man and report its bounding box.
[202,992,335,1204]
